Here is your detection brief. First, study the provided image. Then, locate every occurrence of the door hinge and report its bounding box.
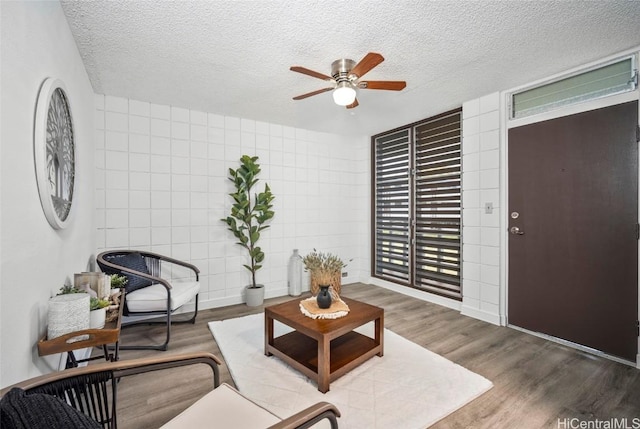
[637,320,639,337]
[636,224,639,240]
[636,124,640,143]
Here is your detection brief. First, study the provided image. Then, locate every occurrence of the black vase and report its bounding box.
[316,285,332,309]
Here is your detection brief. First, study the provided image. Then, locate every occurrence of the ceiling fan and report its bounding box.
[290,52,406,109]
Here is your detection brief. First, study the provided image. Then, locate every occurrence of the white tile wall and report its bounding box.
[461,92,501,324]
[95,95,369,307]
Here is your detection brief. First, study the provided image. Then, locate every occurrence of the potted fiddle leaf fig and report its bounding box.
[222,155,275,306]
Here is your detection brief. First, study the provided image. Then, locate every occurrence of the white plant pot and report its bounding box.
[48,294,90,340]
[90,307,106,329]
[245,284,265,307]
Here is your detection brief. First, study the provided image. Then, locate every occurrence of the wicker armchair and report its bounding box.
[96,250,200,351]
[0,352,341,429]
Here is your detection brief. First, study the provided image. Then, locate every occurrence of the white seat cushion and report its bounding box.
[160,383,281,429]
[126,281,199,313]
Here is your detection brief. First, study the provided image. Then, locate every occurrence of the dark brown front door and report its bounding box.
[508,101,638,361]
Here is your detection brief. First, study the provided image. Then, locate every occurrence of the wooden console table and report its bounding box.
[38,292,124,369]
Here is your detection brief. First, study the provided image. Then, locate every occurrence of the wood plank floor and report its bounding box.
[108,283,640,428]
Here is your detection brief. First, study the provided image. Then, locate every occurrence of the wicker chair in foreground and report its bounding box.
[0,352,341,429]
[97,250,200,351]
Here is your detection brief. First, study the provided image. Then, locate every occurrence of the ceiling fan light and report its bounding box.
[333,83,356,106]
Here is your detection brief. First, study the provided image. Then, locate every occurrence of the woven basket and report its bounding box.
[310,271,342,296]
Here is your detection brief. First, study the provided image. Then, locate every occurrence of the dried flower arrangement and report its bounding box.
[302,249,348,295]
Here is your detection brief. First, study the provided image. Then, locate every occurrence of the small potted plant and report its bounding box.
[57,284,84,295]
[55,285,110,330]
[109,274,128,290]
[221,155,275,306]
[48,285,91,340]
[89,297,110,329]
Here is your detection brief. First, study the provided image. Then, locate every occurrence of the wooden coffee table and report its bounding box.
[264,297,384,393]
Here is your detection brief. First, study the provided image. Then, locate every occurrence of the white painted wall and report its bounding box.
[94,96,370,309]
[0,1,96,387]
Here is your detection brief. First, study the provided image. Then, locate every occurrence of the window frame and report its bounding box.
[510,54,638,120]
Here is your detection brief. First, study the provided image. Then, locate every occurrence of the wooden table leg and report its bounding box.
[376,314,384,357]
[264,313,273,356]
[317,336,330,393]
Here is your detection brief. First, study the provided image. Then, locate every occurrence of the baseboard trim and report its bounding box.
[266,287,289,300]
[197,287,290,311]
[368,277,462,311]
[197,297,243,310]
[460,305,501,326]
[509,324,638,368]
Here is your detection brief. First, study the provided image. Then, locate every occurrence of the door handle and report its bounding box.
[510,226,525,235]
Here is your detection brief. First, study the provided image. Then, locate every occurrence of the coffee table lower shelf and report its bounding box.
[267,330,381,389]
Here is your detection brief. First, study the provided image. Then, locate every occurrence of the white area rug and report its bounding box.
[209,313,492,429]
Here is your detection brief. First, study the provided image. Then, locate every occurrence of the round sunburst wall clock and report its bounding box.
[34,78,76,229]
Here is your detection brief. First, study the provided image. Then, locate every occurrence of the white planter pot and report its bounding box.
[245,284,265,307]
[48,294,90,339]
[90,307,106,329]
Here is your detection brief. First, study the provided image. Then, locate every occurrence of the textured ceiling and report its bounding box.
[60,1,640,136]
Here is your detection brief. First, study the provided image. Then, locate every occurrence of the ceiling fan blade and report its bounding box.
[292,87,333,100]
[358,80,407,91]
[290,66,332,81]
[350,52,384,78]
[346,99,359,109]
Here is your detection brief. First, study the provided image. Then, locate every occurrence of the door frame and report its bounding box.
[500,49,640,367]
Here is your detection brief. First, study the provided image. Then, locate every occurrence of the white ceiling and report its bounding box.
[60,1,640,137]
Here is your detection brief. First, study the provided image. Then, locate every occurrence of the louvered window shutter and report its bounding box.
[373,129,411,283]
[414,110,462,299]
[373,108,462,300]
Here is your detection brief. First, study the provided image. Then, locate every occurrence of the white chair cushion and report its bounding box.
[160,383,281,429]
[126,281,199,313]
